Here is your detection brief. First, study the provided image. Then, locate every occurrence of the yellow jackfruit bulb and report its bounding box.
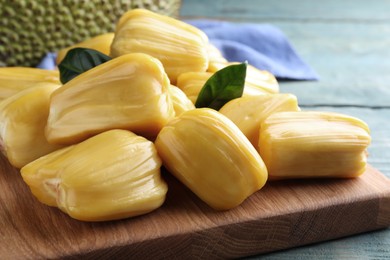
[46,53,174,145]
[155,108,268,210]
[169,85,195,116]
[219,94,300,148]
[176,72,213,104]
[177,67,278,104]
[258,111,371,180]
[110,9,209,83]
[1,1,181,67]
[21,129,168,222]
[56,33,115,65]
[0,67,60,101]
[208,62,279,94]
[245,64,279,94]
[206,43,228,70]
[0,82,64,168]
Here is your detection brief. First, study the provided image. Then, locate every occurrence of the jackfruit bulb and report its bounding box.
[0,0,181,67]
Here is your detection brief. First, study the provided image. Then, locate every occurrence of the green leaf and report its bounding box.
[195,62,247,110]
[58,47,112,84]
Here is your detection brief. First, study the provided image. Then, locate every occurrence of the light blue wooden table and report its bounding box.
[181,0,390,259]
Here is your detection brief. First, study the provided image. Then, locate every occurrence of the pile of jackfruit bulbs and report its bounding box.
[0,9,371,222]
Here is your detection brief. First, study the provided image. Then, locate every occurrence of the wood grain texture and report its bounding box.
[181,0,390,107]
[1,153,389,259]
[181,0,390,22]
[276,22,390,107]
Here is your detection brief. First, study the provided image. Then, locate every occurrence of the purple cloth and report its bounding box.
[38,20,318,80]
[37,52,57,70]
[186,20,318,80]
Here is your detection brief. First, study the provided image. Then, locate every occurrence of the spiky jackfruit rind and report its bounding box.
[0,0,181,67]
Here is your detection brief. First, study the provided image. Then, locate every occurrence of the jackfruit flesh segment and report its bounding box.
[176,72,213,104]
[46,53,174,145]
[176,68,278,104]
[21,129,168,222]
[110,9,209,83]
[56,33,115,64]
[169,85,195,116]
[155,108,268,210]
[258,111,371,180]
[245,65,279,94]
[0,83,64,168]
[206,43,228,70]
[0,67,60,101]
[219,94,300,148]
[208,62,279,94]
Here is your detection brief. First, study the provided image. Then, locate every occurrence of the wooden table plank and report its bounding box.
[181,0,390,22]
[277,22,390,107]
[0,157,389,259]
[253,227,390,259]
[182,1,390,107]
[251,107,390,259]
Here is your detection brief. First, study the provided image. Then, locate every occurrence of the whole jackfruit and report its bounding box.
[0,0,182,67]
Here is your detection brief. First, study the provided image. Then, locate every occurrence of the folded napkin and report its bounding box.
[186,20,318,80]
[38,20,318,80]
[37,52,57,70]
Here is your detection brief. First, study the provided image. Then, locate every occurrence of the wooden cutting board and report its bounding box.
[1,155,390,259]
